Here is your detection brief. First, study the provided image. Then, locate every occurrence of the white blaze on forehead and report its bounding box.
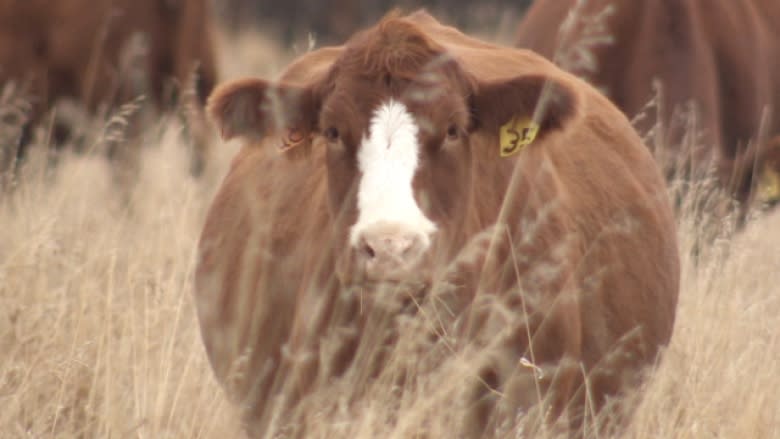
[350,99,437,246]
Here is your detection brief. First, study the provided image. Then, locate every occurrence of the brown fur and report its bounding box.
[516,0,780,208]
[196,11,679,437]
[0,0,217,177]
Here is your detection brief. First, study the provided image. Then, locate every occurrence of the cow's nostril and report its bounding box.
[400,241,415,258]
[360,240,376,259]
[402,236,420,256]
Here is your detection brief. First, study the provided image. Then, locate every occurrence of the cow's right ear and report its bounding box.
[207,78,318,150]
[469,75,578,157]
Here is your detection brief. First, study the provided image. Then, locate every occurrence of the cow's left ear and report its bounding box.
[470,75,577,157]
[207,77,319,153]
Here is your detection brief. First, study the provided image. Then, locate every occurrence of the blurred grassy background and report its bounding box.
[0,6,778,438]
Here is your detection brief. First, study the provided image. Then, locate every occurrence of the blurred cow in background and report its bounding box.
[214,0,532,45]
[0,0,218,185]
[516,0,780,212]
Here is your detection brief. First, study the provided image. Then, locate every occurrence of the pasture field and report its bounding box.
[1,27,779,439]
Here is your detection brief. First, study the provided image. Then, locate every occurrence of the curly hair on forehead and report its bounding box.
[338,11,450,82]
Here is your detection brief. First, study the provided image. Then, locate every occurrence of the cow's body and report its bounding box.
[516,0,780,207]
[196,11,679,437]
[0,0,217,178]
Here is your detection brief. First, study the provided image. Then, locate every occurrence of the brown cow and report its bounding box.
[0,0,217,181]
[516,0,780,210]
[195,10,679,437]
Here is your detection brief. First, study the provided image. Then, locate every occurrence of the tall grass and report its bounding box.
[1,22,778,439]
[0,121,243,437]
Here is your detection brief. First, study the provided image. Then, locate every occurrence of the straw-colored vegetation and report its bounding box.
[1,19,778,439]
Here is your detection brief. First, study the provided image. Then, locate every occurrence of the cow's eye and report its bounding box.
[446,124,459,140]
[324,126,340,142]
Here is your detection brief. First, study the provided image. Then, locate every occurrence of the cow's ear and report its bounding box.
[470,75,577,157]
[207,78,318,151]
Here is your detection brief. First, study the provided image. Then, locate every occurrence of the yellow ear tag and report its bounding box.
[500,117,539,157]
[757,166,780,204]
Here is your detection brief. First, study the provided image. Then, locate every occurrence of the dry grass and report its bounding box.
[0,124,243,438]
[1,24,779,439]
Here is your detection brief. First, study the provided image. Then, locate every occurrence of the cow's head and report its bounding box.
[208,17,575,287]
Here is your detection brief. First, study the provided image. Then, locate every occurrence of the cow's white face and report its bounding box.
[317,69,474,284]
[350,100,437,249]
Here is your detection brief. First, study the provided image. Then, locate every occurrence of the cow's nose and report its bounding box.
[354,223,429,281]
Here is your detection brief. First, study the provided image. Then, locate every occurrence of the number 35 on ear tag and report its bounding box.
[499,117,539,157]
